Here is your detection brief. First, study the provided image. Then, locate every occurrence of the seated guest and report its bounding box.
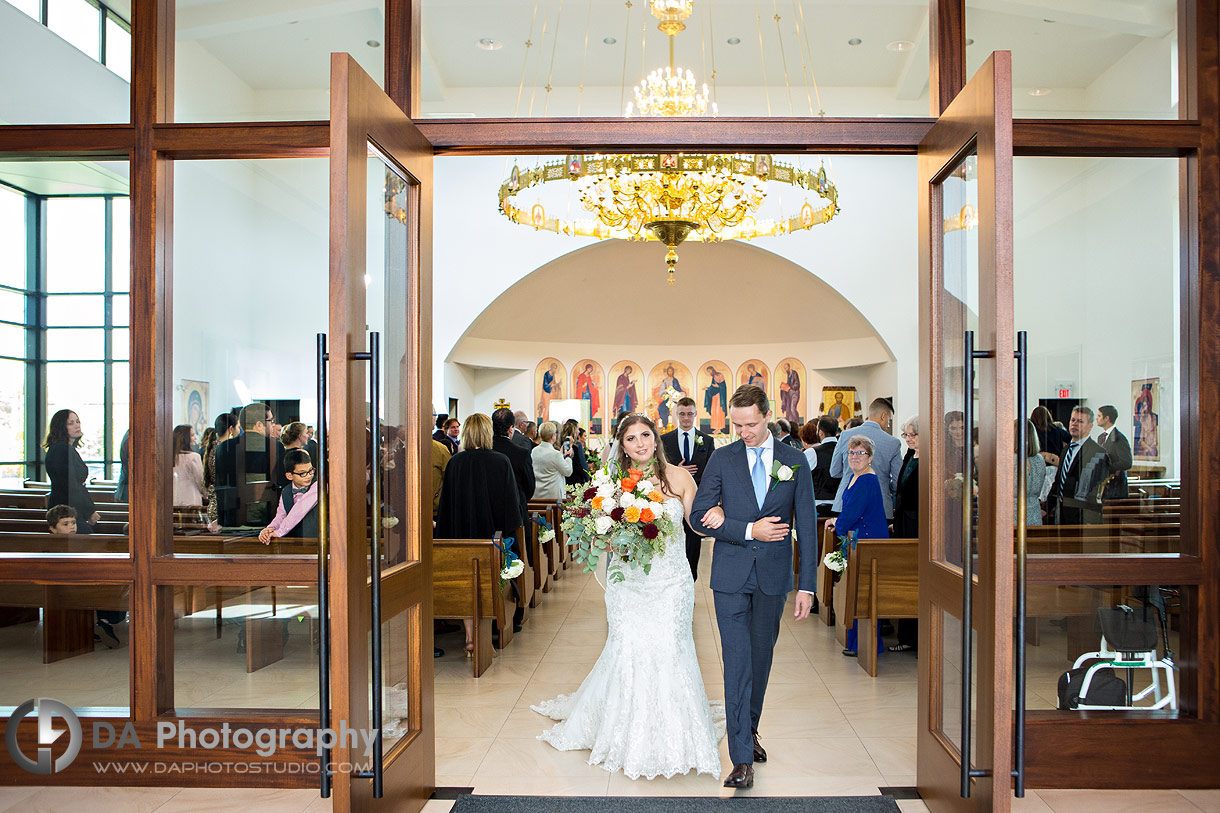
[259,449,318,542]
[806,417,841,519]
[435,413,523,655]
[45,409,99,534]
[492,407,536,559]
[826,435,889,657]
[532,422,574,500]
[432,438,451,519]
[561,418,590,486]
[46,504,77,535]
[49,504,124,647]
[214,402,284,529]
[172,424,206,507]
[204,413,238,533]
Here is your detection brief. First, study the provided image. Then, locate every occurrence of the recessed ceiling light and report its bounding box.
[886,40,914,52]
[727,37,741,45]
[477,38,502,51]
[965,38,975,46]
[1028,87,1053,96]
[366,39,380,48]
[603,36,617,45]
[847,37,862,46]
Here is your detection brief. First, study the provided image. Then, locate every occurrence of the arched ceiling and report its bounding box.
[459,239,881,346]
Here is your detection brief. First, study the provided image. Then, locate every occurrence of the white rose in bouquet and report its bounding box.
[594,515,614,535]
[618,492,637,509]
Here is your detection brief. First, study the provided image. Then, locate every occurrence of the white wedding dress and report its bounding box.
[531,497,725,779]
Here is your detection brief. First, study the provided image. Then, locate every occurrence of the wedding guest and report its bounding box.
[830,398,901,520]
[889,417,921,653]
[1095,405,1133,501]
[44,409,99,534]
[435,413,523,654]
[1018,419,1047,527]
[48,504,122,646]
[431,438,451,519]
[114,429,130,502]
[806,417,841,519]
[172,424,205,507]
[524,422,540,447]
[826,435,889,657]
[280,422,308,450]
[532,422,574,500]
[561,418,590,486]
[433,415,460,455]
[774,419,802,450]
[46,504,77,535]
[213,402,284,529]
[512,410,533,451]
[258,449,319,542]
[1031,405,1069,465]
[204,412,238,532]
[1048,406,1110,525]
[493,408,536,548]
[845,416,864,429]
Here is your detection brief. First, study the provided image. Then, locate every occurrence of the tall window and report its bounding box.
[0,184,129,486]
[6,0,131,81]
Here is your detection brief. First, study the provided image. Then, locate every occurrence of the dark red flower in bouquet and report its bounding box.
[569,506,589,518]
[609,507,624,521]
[582,487,598,500]
[641,523,659,540]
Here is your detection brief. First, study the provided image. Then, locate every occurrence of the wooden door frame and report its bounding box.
[328,52,435,812]
[917,51,1015,813]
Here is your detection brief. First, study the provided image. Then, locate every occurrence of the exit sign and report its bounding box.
[1058,388,1071,398]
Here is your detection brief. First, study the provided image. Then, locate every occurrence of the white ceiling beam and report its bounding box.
[176,0,380,41]
[894,13,930,101]
[967,0,1175,38]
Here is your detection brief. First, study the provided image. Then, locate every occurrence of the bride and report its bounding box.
[531,413,724,780]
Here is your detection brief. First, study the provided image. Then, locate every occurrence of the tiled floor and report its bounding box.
[1,553,1216,811]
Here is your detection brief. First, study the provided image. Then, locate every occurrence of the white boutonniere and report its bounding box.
[769,461,800,491]
[695,434,705,448]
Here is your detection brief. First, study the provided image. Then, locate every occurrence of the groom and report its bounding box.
[691,384,818,789]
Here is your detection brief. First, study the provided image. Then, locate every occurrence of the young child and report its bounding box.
[259,449,318,543]
[47,504,77,534]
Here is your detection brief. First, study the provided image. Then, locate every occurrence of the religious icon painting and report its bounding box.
[737,359,770,395]
[697,361,731,435]
[821,386,858,429]
[508,165,521,192]
[571,359,605,435]
[774,359,806,428]
[754,154,772,176]
[535,358,566,423]
[567,154,583,175]
[646,361,694,432]
[608,361,643,432]
[1131,378,1160,460]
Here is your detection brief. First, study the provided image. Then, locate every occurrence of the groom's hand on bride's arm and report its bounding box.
[750,516,790,542]
[700,506,725,529]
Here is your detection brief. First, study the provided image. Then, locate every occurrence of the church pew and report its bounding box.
[816,523,838,627]
[529,500,564,582]
[433,537,520,677]
[834,539,919,677]
[524,521,550,605]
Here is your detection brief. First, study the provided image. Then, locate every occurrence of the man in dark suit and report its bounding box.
[214,402,285,528]
[1048,405,1111,525]
[511,410,533,451]
[809,416,841,519]
[690,385,817,789]
[432,415,459,455]
[661,397,715,581]
[492,407,536,561]
[1095,404,1133,501]
[773,419,803,450]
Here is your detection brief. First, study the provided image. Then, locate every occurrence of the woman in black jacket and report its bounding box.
[890,417,920,652]
[434,412,523,655]
[45,409,99,533]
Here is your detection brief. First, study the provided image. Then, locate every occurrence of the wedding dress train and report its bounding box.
[532,497,725,780]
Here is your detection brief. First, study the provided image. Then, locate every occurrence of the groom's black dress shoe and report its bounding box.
[752,732,767,763]
[724,763,754,789]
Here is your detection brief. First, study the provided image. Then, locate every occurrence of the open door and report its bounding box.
[917,52,1016,812]
[326,53,435,813]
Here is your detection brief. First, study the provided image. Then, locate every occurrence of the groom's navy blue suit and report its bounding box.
[691,436,818,766]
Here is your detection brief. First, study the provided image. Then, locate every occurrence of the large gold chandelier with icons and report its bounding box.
[497,0,840,284]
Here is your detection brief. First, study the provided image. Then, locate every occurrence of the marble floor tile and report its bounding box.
[1035,789,1205,813]
[153,787,319,813]
[434,737,495,776]
[1179,790,1220,812]
[2,786,178,813]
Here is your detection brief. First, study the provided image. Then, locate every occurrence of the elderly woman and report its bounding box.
[531,421,574,500]
[435,413,523,655]
[826,434,889,656]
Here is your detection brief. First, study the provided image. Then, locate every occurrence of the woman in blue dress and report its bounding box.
[825,434,889,656]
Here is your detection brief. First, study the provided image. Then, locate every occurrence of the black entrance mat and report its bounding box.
[451,795,901,813]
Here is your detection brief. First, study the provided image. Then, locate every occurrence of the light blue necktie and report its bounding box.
[750,446,767,507]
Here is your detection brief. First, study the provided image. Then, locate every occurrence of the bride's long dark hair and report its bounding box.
[613,414,677,497]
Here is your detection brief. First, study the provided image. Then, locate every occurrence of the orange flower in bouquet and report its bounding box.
[639,507,655,523]
[623,506,642,523]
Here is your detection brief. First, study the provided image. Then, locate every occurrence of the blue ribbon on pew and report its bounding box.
[531,514,552,531]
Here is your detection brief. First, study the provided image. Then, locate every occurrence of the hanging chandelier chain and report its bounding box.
[527,0,553,116]
[577,0,594,115]
[619,1,633,115]
[754,0,772,117]
[772,1,794,116]
[790,0,813,116]
[513,0,542,117]
[794,0,824,115]
[543,0,566,115]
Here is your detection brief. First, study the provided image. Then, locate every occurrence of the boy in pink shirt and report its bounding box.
[259,449,319,542]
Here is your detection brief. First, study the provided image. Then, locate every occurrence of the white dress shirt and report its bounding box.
[742,435,775,546]
[677,427,698,463]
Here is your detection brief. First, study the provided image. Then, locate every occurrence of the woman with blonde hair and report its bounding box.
[434,413,522,655]
[531,421,573,500]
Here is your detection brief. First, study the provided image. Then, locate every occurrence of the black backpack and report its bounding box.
[1058,667,1127,709]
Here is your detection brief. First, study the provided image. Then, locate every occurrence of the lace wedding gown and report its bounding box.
[532,497,725,779]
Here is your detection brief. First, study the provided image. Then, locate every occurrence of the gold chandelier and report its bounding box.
[497,0,840,283]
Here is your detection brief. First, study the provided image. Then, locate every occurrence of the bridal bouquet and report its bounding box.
[560,464,675,583]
